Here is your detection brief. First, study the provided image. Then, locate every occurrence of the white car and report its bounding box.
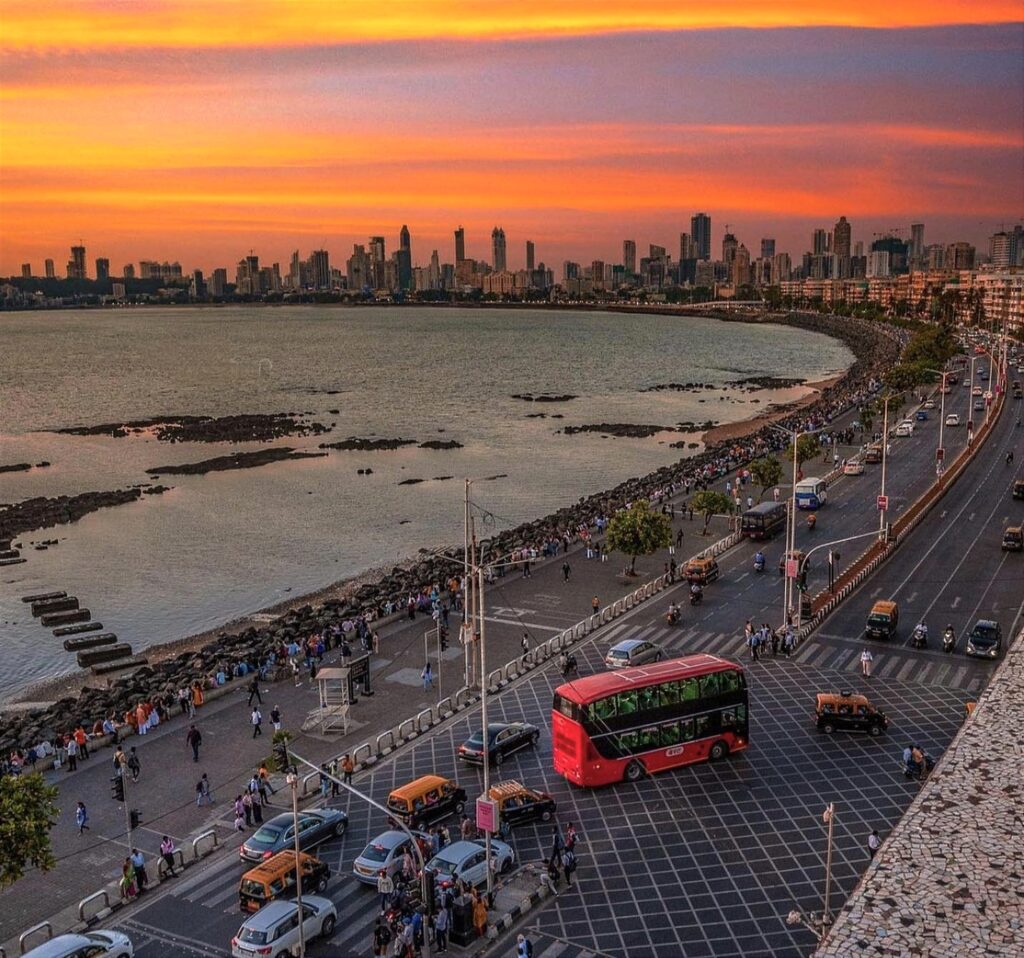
[944,413,961,427]
[426,838,515,888]
[232,897,337,957]
[352,829,428,884]
[842,460,865,475]
[894,421,914,437]
[972,386,983,396]
[23,933,133,958]
[922,399,936,409]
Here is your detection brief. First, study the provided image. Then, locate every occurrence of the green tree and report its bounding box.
[688,490,735,536]
[605,499,672,575]
[0,772,59,887]
[785,433,821,467]
[749,457,783,503]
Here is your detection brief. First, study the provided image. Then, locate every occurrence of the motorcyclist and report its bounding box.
[942,624,955,651]
[807,513,817,530]
[913,622,928,647]
[689,582,703,604]
[754,551,765,572]
[666,602,680,625]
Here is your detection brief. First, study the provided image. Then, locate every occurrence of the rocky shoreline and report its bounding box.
[0,311,898,751]
[54,412,330,443]
[146,448,327,476]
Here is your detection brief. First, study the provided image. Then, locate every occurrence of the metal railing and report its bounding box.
[18,922,51,955]
[191,829,218,859]
[77,890,109,922]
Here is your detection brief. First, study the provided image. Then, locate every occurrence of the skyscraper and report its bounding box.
[812,229,829,256]
[989,232,1011,268]
[731,245,751,287]
[123,264,135,281]
[910,223,925,267]
[526,240,535,272]
[44,259,55,278]
[691,213,711,261]
[623,239,637,273]
[454,226,465,263]
[491,227,507,272]
[21,263,31,278]
[369,236,386,288]
[95,258,110,281]
[397,225,412,290]
[832,217,851,259]
[67,244,86,279]
[310,249,330,290]
[721,232,738,268]
[760,238,775,260]
[679,233,694,263]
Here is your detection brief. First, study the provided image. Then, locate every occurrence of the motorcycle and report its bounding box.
[753,553,765,574]
[807,514,817,531]
[666,606,681,626]
[912,625,929,649]
[689,587,703,606]
[942,627,956,654]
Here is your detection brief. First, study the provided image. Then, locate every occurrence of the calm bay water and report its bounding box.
[0,306,852,699]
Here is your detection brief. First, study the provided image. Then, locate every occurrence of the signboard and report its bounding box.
[876,495,889,511]
[785,559,798,579]
[476,797,498,833]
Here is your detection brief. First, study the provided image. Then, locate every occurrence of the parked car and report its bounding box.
[944,413,960,427]
[604,637,664,669]
[458,721,540,766]
[23,933,133,958]
[352,830,429,883]
[231,896,337,958]
[240,808,348,863]
[814,692,888,736]
[425,838,515,889]
[965,620,1002,659]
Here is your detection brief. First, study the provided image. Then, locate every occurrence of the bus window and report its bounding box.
[680,718,695,741]
[720,670,741,694]
[660,722,682,746]
[699,672,721,698]
[721,709,737,729]
[736,704,748,729]
[659,681,681,707]
[617,690,638,716]
[617,731,639,754]
[638,687,659,713]
[553,694,577,720]
[639,727,660,750]
[680,678,699,703]
[694,714,711,738]
[592,697,616,722]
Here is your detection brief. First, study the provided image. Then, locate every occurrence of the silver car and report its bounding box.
[23,933,133,958]
[425,838,514,889]
[231,896,336,957]
[605,638,663,669]
[352,829,428,884]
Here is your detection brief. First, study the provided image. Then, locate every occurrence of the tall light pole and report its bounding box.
[968,355,978,444]
[878,396,891,540]
[476,566,494,905]
[923,369,948,483]
[822,802,836,928]
[287,771,306,958]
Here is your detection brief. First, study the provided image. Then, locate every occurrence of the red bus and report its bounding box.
[552,654,748,787]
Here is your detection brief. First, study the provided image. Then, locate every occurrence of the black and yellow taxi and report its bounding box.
[683,555,720,585]
[814,692,888,737]
[386,774,467,829]
[486,780,557,830]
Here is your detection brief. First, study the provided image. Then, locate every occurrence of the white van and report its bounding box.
[894,421,914,437]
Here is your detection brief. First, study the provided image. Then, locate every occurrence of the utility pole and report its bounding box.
[477,567,494,905]
[822,803,836,928]
[878,396,890,539]
[287,771,306,958]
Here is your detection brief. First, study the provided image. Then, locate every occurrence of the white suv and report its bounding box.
[232,896,337,957]
[23,933,133,958]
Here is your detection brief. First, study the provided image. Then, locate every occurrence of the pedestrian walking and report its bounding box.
[516,933,534,958]
[521,633,530,658]
[160,836,177,876]
[561,561,571,581]
[861,648,874,678]
[66,735,79,772]
[676,528,683,549]
[341,753,354,785]
[372,917,392,957]
[186,724,202,762]
[421,662,433,691]
[130,848,148,893]
[127,746,141,783]
[783,627,795,657]
[258,762,275,799]
[74,725,89,760]
[868,829,882,859]
[241,791,253,826]
[591,595,600,615]
[196,772,214,806]
[434,905,449,953]
[247,677,262,707]
[75,800,90,835]
[377,869,394,910]
[550,825,564,865]
[269,705,282,732]
[561,847,577,887]
[251,707,263,738]
[120,858,138,901]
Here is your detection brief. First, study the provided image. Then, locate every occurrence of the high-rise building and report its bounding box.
[21,263,31,278]
[454,226,465,263]
[853,241,864,259]
[832,217,851,259]
[990,231,1012,267]
[526,240,535,272]
[688,212,712,262]
[190,269,205,299]
[95,258,110,281]
[649,245,667,264]
[812,229,829,256]
[623,239,637,274]
[563,261,580,281]
[867,250,891,278]
[44,259,55,278]
[925,244,945,270]
[67,245,86,279]
[208,268,227,297]
[491,227,507,272]
[721,232,738,268]
[590,260,605,290]
[910,223,925,267]
[123,264,135,281]
[678,233,694,264]
[289,250,301,289]
[772,252,792,283]
[760,238,776,260]
[731,245,751,287]
[397,225,412,290]
[368,236,386,288]
[871,236,909,274]
[348,244,370,290]
[310,249,330,290]
[945,242,975,271]
[691,213,711,261]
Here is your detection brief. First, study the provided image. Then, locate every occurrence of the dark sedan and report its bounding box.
[239,808,348,863]
[458,721,540,767]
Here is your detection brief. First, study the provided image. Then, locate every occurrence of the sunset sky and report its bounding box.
[1,1,1022,275]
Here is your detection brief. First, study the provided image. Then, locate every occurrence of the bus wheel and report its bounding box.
[709,740,729,761]
[624,760,645,783]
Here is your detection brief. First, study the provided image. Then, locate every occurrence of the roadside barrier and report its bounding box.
[353,742,373,765]
[396,717,417,741]
[18,923,51,955]
[415,707,435,734]
[77,891,109,923]
[376,729,396,755]
[191,829,218,860]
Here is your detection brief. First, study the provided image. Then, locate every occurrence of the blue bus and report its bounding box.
[795,477,827,509]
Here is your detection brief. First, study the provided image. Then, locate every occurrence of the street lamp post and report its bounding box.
[476,566,494,905]
[878,396,891,540]
[287,771,306,958]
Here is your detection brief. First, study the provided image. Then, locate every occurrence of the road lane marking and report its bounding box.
[952,597,962,609]
[484,616,562,632]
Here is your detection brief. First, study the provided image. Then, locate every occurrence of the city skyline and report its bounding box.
[1,4,1022,274]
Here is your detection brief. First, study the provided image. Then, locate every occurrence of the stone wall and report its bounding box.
[815,626,1024,957]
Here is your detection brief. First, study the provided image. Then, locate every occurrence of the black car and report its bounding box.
[458,721,540,766]
[487,780,557,828]
[240,808,348,863]
[965,620,1002,659]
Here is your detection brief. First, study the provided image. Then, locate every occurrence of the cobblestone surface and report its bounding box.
[815,627,1024,958]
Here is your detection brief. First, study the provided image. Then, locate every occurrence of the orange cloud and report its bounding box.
[1,1,1020,51]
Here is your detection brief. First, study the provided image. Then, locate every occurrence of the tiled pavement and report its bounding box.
[113,621,970,958]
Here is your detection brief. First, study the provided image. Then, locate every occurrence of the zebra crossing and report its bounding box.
[599,623,987,691]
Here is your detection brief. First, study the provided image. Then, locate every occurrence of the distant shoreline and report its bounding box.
[6,305,853,707]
